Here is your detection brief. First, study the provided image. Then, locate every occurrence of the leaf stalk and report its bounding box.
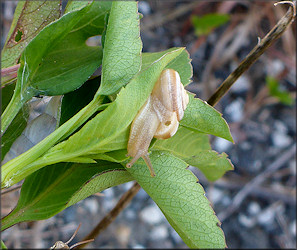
[1,96,104,189]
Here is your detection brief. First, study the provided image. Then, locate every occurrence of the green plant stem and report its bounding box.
[1,240,8,249]
[207,1,296,107]
[1,96,104,189]
[1,89,30,136]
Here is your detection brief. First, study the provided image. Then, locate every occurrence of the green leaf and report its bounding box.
[64,0,90,13]
[152,127,233,181]
[37,48,185,163]
[98,1,142,95]
[1,0,62,149]
[59,77,101,126]
[19,1,110,96]
[1,161,133,231]
[192,13,230,36]
[88,129,233,182]
[1,0,62,68]
[67,166,133,208]
[165,49,193,86]
[181,95,234,142]
[101,12,110,49]
[1,48,185,188]
[186,151,233,182]
[1,240,8,250]
[142,48,193,86]
[1,84,29,160]
[1,95,106,189]
[124,151,226,248]
[89,127,233,182]
[153,127,211,153]
[1,107,29,161]
[1,1,110,135]
[266,76,293,105]
[87,149,129,163]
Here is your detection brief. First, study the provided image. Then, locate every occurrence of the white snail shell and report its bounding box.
[126,69,189,177]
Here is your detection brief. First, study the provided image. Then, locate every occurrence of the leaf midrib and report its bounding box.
[16,166,74,214]
[70,12,107,33]
[33,53,99,80]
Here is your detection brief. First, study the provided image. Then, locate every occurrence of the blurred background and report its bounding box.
[1,1,296,248]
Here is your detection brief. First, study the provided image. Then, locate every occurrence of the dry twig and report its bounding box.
[213,177,295,205]
[218,143,296,222]
[80,182,141,248]
[207,1,296,106]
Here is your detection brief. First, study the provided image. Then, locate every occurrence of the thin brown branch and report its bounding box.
[218,143,296,222]
[195,168,296,206]
[213,178,296,206]
[80,182,141,248]
[65,223,81,245]
[70,239,94,249]
[207,1,296,106]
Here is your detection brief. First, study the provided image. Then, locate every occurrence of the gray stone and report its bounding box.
[139,205,165,225]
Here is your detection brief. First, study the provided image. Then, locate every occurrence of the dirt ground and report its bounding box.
[1,1,296,249]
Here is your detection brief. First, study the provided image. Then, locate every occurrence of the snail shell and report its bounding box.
[126,69,189,177]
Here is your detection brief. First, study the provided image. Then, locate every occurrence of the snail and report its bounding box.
[126,69,189,177]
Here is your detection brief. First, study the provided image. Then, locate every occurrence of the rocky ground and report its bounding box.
[1,1,296,249]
